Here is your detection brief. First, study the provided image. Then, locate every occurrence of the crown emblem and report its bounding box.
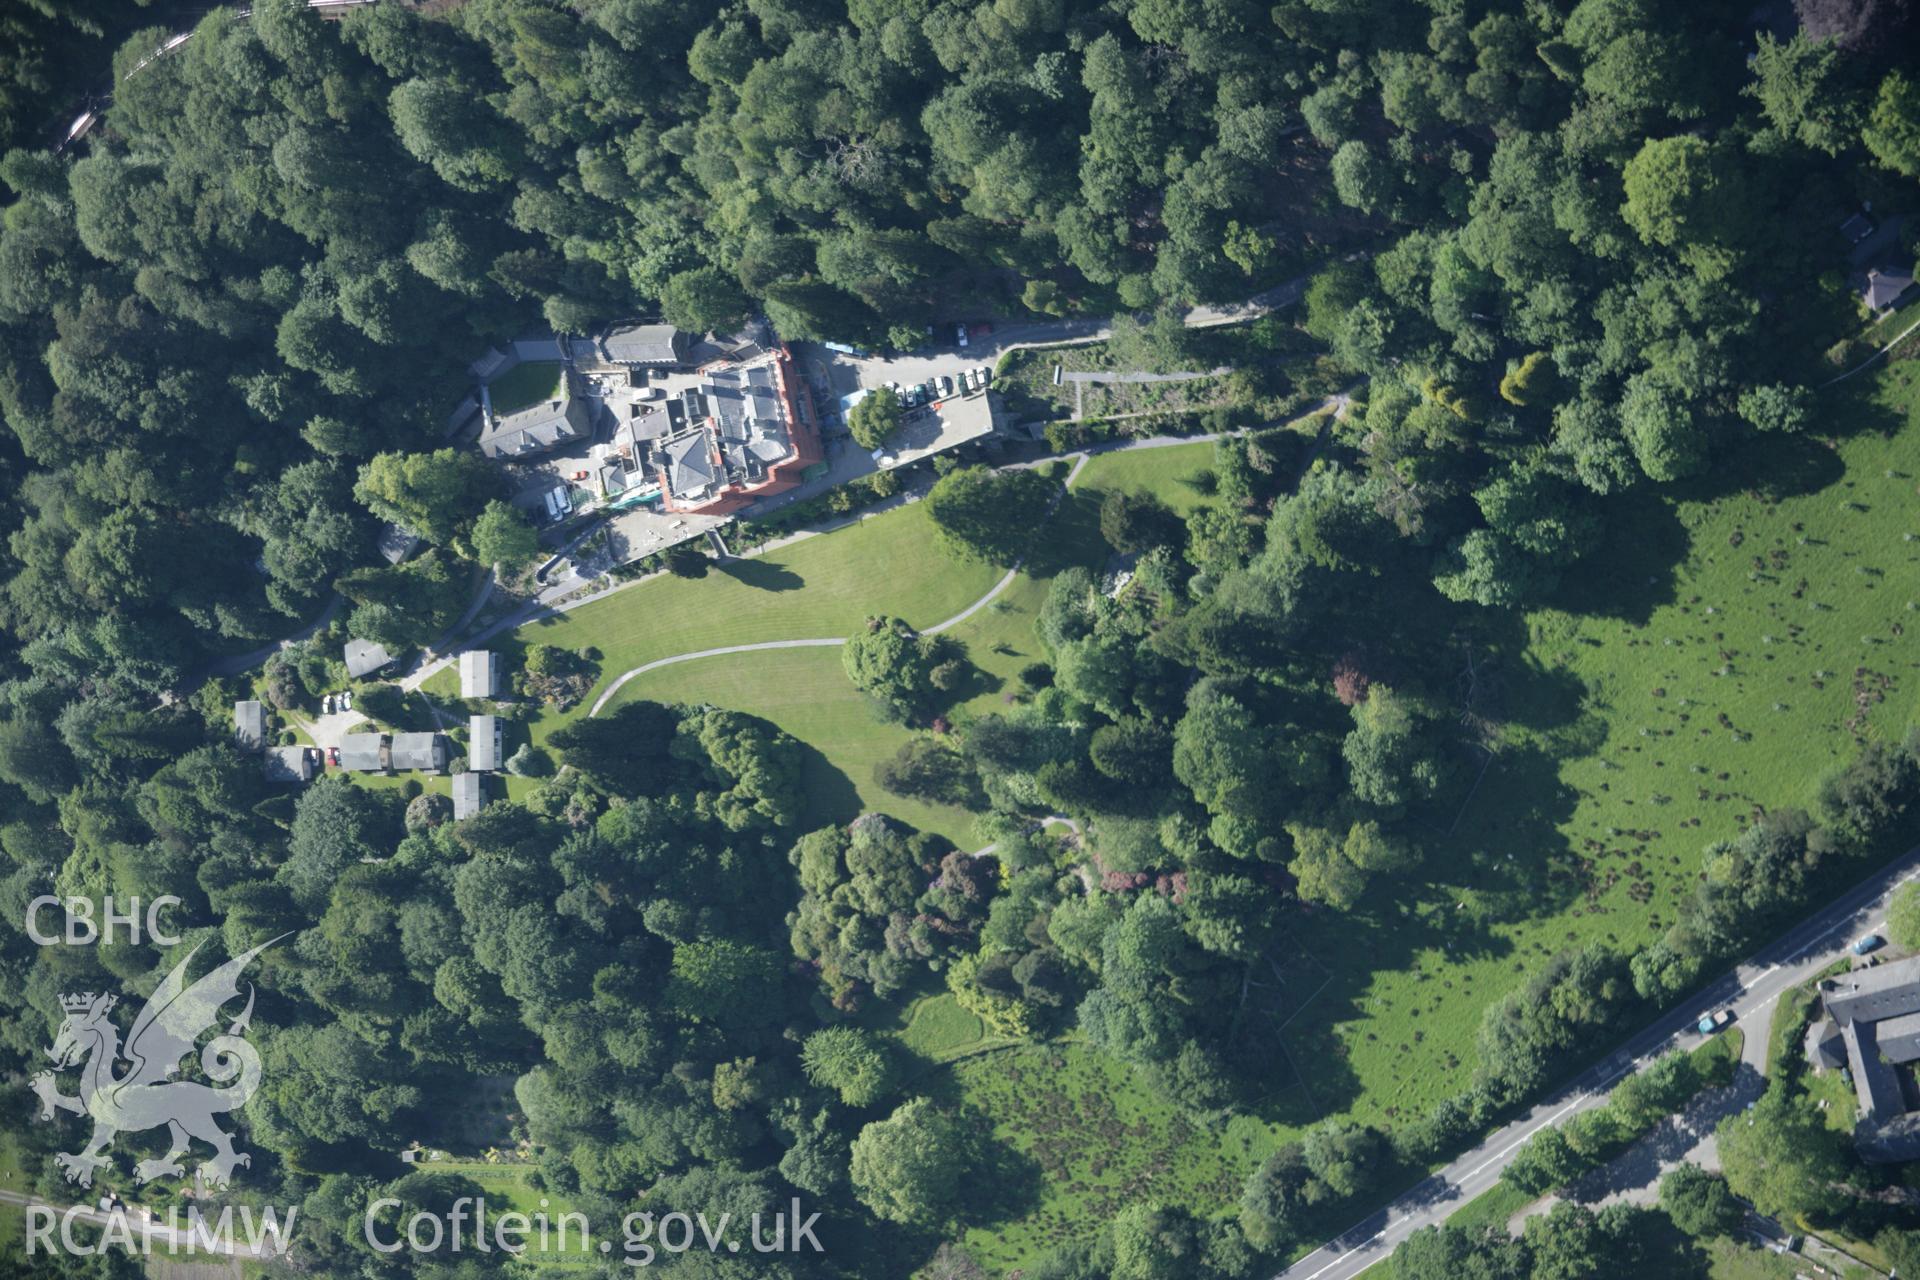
[60,992,112,1014]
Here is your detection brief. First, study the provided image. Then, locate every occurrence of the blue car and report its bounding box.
[1853,933,1885,956]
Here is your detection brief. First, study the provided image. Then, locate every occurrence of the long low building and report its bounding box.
[234,700,267,753]
[460,650,500,699]
[452,772,485,820]
[468,715,501,772]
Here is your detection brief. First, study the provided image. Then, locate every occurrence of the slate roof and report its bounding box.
[469,714,501,772]
[452,772,484,820]
[1807,1016,1847,1071]
[1822,955,1920,1026]
[469,346,513,381]
[234,700,267,753]
[663,432,718,499]
[1879,1009,1920,1065]
[344,640,394,679]
[598,324,689,366]
[479,391,592,460]
[339,733,386,771]
[1863,263,1914,314]
[263,746,314,784]
[1847,1020,1907,1121]
[389,732,445,773]
[512,336,565,362]
[377,523,419,565]
[460,650,499,699]
[1818,954,1920,1164]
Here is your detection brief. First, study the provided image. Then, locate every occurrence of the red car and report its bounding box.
[327,746,340,767]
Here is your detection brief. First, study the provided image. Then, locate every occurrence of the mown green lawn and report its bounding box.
[1707,1236,1874,1280]
[599,443,1226,844]
[898,993,989,1063]
[602,644,980,845]
[406,1159,597,1268]
[0,1131,24,1254]
[487,361,564,416]
[491,501,1001,800]
[1280,360,1920,1139]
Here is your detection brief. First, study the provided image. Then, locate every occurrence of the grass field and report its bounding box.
[0,1132,23,1254]
[604,644,981,844]
[404,1158,597,1269]
[483,501,1002,802]
[463,357,1920,1265]
[539,443,1223,837]
[487,361,564,416]
[898,993,989,1062]
[1445,1181,1533,1234]
[1275,361,1920,1136]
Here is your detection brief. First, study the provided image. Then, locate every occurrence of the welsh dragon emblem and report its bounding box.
[30,936,283,1190]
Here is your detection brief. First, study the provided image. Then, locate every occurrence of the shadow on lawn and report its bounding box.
[794,738,863,828]
[718,557,804,592]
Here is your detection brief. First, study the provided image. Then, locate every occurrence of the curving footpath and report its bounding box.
[587,454,1090,715]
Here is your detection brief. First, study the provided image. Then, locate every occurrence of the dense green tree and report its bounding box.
[1657,1165,1743,1238]
[848,386,903,450]
[1863,70,1920,177]
[1501,1124,1586,1195]
[925,465,1056,565]
[354,450,497,547]
[470,500,540,571]
[1749,33,1866,155]
[1100,491,1184,555]
[799,1027,897,1107]
[1716,1085,1849,1219]
[849,1099,969,1226]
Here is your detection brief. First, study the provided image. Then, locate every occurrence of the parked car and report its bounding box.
[956,324,969,348]
[323,694,335,715]
[1854,933,1886,955]
[975,365,991,386]
[1696,1008,1732,1035]
[327,746,340,767]
[940,375,955,398]
[339,690,352,712]
[971,321,993,339]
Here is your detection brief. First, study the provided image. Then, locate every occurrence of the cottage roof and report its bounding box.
[452,772,485,820]
[599,323,688,366]
[263,746,314,784]
[469,714,501,772]
[459,650,499,699]
[344,640,394,679]
[234,700,267,753]
[389,732,445,773]
[339,733,386,771]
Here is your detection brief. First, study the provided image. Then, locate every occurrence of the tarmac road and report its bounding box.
[1274,846,1920,1280]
